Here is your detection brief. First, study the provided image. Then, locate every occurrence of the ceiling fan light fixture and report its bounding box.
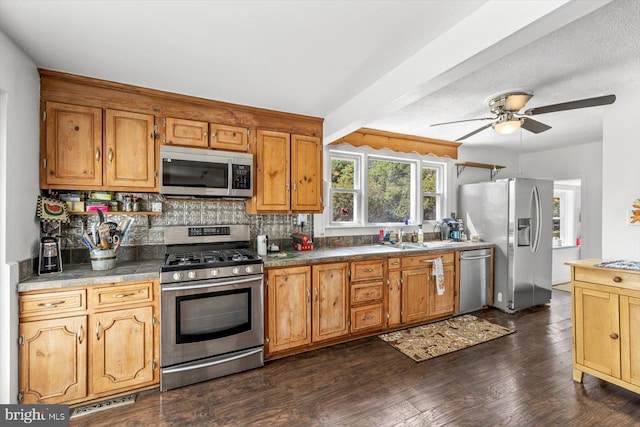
[493,118,522,135]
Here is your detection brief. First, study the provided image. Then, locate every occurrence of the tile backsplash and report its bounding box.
[58,196,313,263]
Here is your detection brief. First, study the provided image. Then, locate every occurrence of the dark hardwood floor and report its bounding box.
[72,289,640,426]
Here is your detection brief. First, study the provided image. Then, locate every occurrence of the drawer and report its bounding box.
[350,303,384,333]
[19,289,86,318]
[575,267,640,290]
[91,281,154,309]
[388,257,401,270]
[350,259,384,282]
[351,282,383,305]
[402,252,454,269]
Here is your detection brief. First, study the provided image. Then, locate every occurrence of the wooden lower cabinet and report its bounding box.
[92,306,155,394]
[266,266,312,353]
[18,280,159,405]
[349,259,385,334]
[266,263,349,356]
[569,260,640,394]
[312,263,349,343]
[19,316,88,404]
[388,252,456,328]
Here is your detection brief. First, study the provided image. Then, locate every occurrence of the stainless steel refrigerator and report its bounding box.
[458,178,553,313]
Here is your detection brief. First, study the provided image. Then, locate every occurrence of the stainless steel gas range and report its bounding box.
[160,224,264,391]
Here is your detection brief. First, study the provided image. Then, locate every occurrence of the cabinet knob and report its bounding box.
[610,333,619,340]
[612,276,622,283]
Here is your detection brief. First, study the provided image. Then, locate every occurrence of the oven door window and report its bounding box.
[176,288,251,344]
[162,158,228,189]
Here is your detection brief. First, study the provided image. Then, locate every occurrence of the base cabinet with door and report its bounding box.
[388,252,455,327]
[265,263,349,356]
[568,260,640,394]
[18,280,159,405]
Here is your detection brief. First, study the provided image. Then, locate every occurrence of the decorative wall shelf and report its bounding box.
[455,161,505,181]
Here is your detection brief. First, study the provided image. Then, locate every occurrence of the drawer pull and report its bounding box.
[612,276,622,283]
[420,259,435,263]
[37,300,65,308]
[362,268,374,273]
[362,315,373,321]
[610,333,619,340]
[113,292,136,298]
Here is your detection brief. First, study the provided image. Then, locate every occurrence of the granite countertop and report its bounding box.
[18,259,163,292]
[18,241,494,292]
[263,241,493,268]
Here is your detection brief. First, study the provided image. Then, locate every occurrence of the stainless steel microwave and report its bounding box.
[159,145,253,198]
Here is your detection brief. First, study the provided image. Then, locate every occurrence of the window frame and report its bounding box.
[325,145,449,232]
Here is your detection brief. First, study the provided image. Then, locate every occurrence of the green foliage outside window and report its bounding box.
[367,159,410,223]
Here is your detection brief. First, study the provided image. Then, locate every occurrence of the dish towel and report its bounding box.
[432,257,445,295]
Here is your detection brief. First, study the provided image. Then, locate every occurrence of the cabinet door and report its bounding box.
[19,316,87,404]
[430,263,455,317]
[164,117,208,147]
[105,109,156,189]
[91,306,154,394]
[256,130,291,211]
[388,270,402,327]
[402,267,430,323]
[210,123,249,152]
[312,263,349,343]
[267,266,311,353]
[620,295,640,386]
[291,134,322,212]
[44,102,102,187]
[574,286,621,378]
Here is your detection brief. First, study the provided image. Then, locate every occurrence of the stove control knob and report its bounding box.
[210,268,219,277]
[172,272,183,281]
[245,266,253,274]
[232,267,239,275]
[188,271,197,279]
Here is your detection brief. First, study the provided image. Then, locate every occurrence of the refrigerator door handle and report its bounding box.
[531,185,542,253]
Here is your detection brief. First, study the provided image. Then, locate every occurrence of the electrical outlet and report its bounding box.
[497,292,503,303]
[297,214,308,225]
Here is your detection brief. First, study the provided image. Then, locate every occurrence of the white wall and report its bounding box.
[0,30,41,404]
[602,82,640,261]
[518,141,603,260]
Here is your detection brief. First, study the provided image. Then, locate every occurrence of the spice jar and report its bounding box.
[124,195,133,212]
[132,197,140,212]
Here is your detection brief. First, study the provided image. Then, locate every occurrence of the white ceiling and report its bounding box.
[1,0,638,154]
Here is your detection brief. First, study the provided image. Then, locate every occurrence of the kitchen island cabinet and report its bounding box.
[18,279,159,405]
[568,259,640,394]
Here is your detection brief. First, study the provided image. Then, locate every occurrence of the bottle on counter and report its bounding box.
[417,224,424,243]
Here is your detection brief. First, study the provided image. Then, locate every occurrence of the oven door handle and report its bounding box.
[162,347,263,374]
[161,275,262,292]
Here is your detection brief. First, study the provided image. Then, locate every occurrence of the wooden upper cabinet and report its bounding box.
[164,117,208,148]
[43,102,102,187]
[210,123,249,152]
[256,130,291,212]
[291,135,322,212]
[105,109,156,189]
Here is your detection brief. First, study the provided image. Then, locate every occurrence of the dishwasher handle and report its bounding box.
[460,254,492,260]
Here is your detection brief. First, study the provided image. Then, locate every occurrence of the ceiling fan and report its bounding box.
[431,91,616,141]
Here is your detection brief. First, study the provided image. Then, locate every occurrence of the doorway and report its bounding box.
[552,178,582,285]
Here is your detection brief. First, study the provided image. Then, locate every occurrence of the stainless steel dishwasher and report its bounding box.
[459,249,492,314]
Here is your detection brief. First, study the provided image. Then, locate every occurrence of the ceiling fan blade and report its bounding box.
[455,123,493,141]
[524,94,616,116]
[430,116,495,127]
[504,93,533,111]
[521,117,551,134]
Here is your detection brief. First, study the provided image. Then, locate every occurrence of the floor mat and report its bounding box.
[70,394,136,419]
[379,314,515,362]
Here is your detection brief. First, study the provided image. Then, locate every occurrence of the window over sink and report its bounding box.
[327,146,447,229]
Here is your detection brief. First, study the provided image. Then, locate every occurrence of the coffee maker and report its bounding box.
[39,236,62,275]
[440,218,460,241]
